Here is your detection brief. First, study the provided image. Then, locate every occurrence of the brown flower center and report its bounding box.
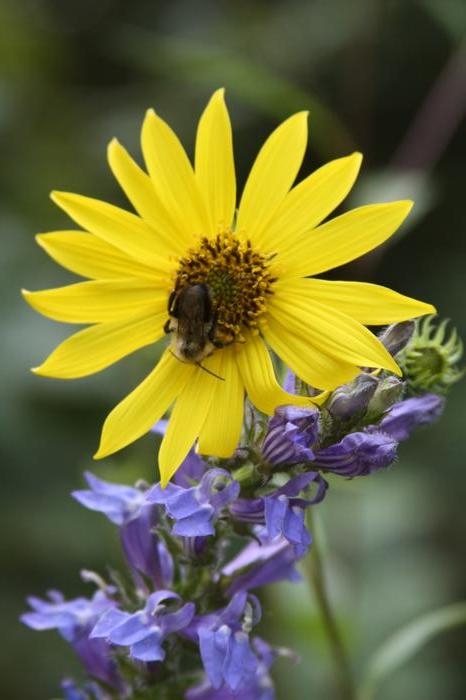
[171,231,275,345]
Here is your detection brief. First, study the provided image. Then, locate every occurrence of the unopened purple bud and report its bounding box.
[313,431,397,477]
[378,321,415,357]
[327,373,378,420]
[262,406,318,465]
[379,393,445,442]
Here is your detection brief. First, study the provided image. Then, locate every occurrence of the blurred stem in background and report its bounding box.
[306,508,356,700]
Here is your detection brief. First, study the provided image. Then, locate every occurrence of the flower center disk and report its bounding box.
[173,232,274,344]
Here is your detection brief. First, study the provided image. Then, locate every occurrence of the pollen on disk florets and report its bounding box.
[173,231,275,344]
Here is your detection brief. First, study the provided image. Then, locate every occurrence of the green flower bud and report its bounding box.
[398,315,464,395]
[366,375,404,420]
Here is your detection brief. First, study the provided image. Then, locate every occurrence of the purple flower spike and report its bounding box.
[379,393,445,442]
[73,472,173,588]
[262,406,319,465]
[314,431,398,476]
[91,591,195,662]
[148,469,240,537]
[21,590,122,690]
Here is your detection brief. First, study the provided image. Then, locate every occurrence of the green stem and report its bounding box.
[306,509,356,700]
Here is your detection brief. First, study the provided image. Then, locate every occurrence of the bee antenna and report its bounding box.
[196,362,225,381]
[168,349,225,381]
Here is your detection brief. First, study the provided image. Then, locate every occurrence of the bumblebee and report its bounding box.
[164,284,224,378]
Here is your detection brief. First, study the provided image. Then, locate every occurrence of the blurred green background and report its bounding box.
[1,0,465,698]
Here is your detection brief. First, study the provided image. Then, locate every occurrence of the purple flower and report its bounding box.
[379,393,445,442]
[148,469,240,537]
[313,431,398,477]
[187,593,262,693]
[61,679,88,700]
[73,473,173,588]
[261,472,325,555]
[186,638,276,699]
[91,590,194,662]
[21,590,121,690]
[262,406,318,465]
[61,679,110,700]
[73,472,147,526]
[231,473,326,556]
[223,539,302,595]
[263,496,311,556]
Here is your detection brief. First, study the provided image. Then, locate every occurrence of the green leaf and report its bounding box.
[358,601,466,700]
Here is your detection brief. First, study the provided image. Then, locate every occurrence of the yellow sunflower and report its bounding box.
[23,89,434,485]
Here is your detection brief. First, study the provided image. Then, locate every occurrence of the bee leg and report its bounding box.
[167,289,177,314]
[207,313,233,349]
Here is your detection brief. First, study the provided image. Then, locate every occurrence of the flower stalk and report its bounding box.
[306,508,356,700]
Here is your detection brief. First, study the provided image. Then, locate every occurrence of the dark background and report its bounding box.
[1,0,465,698]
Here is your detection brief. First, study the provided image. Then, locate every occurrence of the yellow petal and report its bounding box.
[36,231,158,281]
[141,109,211,239]
[33,311,165,379]
[263,313,359,390]
[197,348,244,457]
[289,278,436,324]
[158,363,217,486]
[269,293,401,375]
[95,350,193,459]
[195,89,236,234]
[257,152,362,251]
[107,139,188,256]
[278,201,413,278]
[22,280,167,323]
[235,332,313,415]
[51,191,167,271]
[236,112,309,243]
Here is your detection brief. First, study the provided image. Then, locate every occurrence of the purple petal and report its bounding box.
[224,630,257,691]
[199,626,231,689]
[172,510,216,537]
[145,590,180,613]
[225,541,302,595]
[130,630,164,662]
[161,603,196,634]
[90,609,128,639]
[379,393,445,442]
[314,431,397,476]
[106,612,153,646]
